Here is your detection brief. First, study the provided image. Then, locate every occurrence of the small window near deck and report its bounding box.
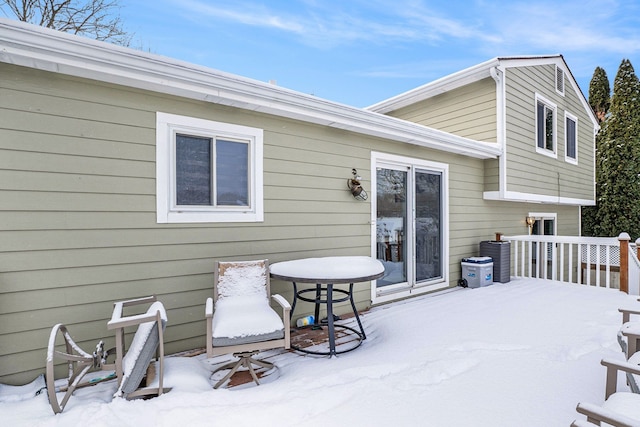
[156,112,263,223]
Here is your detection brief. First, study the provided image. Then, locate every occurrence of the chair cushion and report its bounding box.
[212,295,284,347]
[119,302,167,396]
[602,392,640,425]
[217,261,268,299]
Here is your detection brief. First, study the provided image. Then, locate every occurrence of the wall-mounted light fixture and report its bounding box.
[347,168,368,201]
[525,216,536,235]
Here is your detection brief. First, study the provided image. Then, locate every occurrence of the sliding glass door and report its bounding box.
[373,153,448,302]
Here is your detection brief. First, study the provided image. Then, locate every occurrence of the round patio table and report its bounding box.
[270,256,384,356]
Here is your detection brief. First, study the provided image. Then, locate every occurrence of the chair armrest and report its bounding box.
[576,402,639,427]
[601,358,640,375]
[601,358,640,398]
[620,307,640,323]
[107,296,163,330]
[205,297,213,318]
[271,294,291,311]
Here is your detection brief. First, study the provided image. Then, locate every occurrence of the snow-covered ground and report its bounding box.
[2,278,637,426]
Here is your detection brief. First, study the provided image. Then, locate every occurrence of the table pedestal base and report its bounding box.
[291,324,364,356]
[291,283,366,357]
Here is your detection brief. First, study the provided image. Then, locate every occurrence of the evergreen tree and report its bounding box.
[588,66,611,123]
[582,67,611,235]
[590,59,640,239]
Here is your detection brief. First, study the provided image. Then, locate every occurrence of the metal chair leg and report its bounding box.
[211,351,275,389]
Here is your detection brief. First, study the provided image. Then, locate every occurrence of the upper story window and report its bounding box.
[565,112,578,164]
[555,65,565,96]
[156,112,264,223]
[535,94,557,158]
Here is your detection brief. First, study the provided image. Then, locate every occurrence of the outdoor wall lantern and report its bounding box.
[525,216,536,234]
[347,168,368,201]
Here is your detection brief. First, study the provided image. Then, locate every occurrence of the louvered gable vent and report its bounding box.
[555,66,565,95]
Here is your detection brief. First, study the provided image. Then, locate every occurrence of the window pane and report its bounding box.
[545,107,554,150]
[566,117,576,158]
[376,168,408,287]
[537,102,545,149]
[415,170,442,282]
[216,139,249,206]
[176,134,211,206]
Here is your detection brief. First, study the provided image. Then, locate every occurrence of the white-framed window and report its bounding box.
[156,112,264,223]
[565,112,578,164]
[535,94,557,158]
[555,65,565,96]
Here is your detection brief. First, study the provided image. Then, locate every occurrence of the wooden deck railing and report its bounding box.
[501,233,640,295]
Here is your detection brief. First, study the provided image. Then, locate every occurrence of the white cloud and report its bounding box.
[173,0,503,48]
[176,0,307,34]
[488,0,640,55]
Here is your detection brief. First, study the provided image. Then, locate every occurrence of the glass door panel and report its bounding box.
[376,167,407,287]
[532,217,555,278]
[415,170,442,282]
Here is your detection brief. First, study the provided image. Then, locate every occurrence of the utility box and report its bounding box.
[461,257,493,288]
[480,240,511,283]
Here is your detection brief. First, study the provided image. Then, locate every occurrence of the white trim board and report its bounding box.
[483,191,595,206]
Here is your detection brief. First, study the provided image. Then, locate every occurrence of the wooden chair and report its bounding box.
[615,304,640,394]
[205,260,290,389]
[45,296,170,413]
[572,358,640,426]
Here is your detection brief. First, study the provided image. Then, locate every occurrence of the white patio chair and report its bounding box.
[205,259,290,389]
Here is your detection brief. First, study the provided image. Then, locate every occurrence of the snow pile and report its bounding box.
[1,278,636,426]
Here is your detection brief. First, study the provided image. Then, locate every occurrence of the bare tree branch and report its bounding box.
[0,0,132,46]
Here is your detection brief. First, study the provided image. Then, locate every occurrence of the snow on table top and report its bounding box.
[270,256,384,283]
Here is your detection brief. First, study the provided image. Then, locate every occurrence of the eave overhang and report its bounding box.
[0,18,501,160]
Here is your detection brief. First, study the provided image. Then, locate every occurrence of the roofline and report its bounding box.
[367,57,500,113]
[0,18,501,159]
[367,54,599,128]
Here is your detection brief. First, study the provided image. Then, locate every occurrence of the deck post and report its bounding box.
[619,233,630,293]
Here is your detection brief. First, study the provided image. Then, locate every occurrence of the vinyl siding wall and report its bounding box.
[386,78,498,143]
[504,65,595,200]
[0,63,579,385]
[385,79,500,193]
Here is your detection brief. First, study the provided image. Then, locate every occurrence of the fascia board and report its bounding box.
[0,18,501,160]
[484,190,595,206]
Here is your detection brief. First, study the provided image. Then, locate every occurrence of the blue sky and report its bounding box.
[118,0,639,107]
